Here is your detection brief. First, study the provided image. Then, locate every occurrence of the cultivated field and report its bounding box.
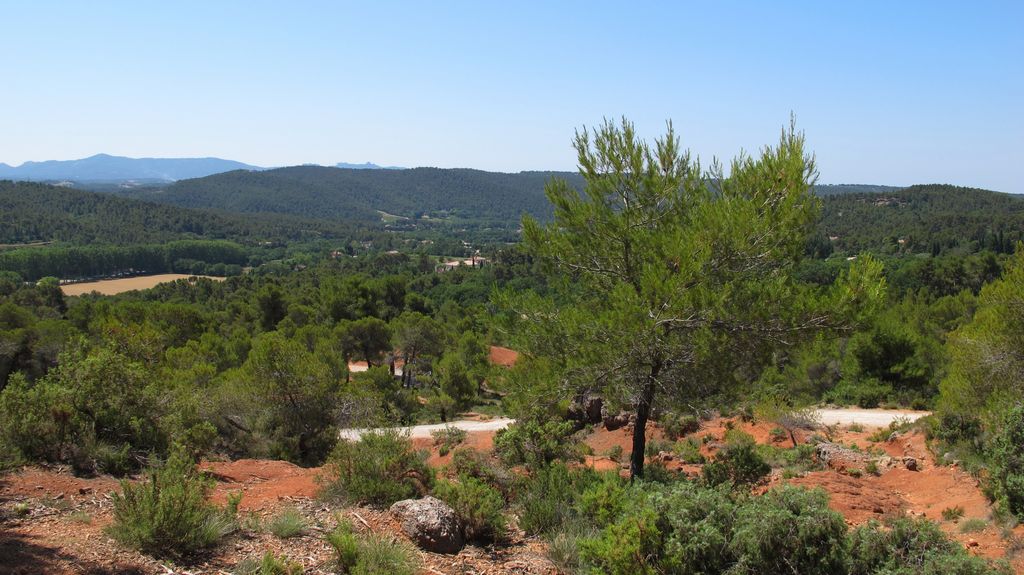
[60,274,225,296]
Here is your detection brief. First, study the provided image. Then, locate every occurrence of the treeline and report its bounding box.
[0,240,249,281]
[122,166,581,226]
[0,250,513,471]
[816,184,1024,256]
[0,180,374,246]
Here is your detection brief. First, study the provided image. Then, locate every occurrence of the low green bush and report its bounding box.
[848,516,1008,575]
[434,475,507,542]
[106,451,237,558]
[449,447,513,495]
[729,486,847,575]
[431,425,467,456]
[661,413,701,440]
[267,507,306,538]
[576,472,629,529]
[702,443,770,488]
[674,437,706,464]
[326,520,419,575]
[320,429,433,507]
[991,405,1024,518]
[516,463,598,535]
[493,419,582,468]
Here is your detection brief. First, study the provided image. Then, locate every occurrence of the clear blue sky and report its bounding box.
[2,1,1021,191]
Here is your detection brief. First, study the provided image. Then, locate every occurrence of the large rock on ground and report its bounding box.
[390,496,464,554]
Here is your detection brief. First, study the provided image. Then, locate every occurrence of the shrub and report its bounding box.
[960,518,988,533]
[106,451,237,558]
[579,502,663,575]
[606,444,624,462]
[320,429,433,507]
[516,463,598,535]
[702,443,770,488]
[644,437,675,458]
[729,486,847,575]
[431,425,467,456]
[433,475,507,542]
[493,419,582,468]
[662,413,701,440]
[326,520,420,575]
[673,437,706,464]
[655,482,737,575]
[577,472,629,529]
[848,516,1007,575]
[991,405,1024,518]
[233,552,303,575]
[546,526,588,574]
[449,447,513,495]
[267,507,306,538]
[942,505,966,522]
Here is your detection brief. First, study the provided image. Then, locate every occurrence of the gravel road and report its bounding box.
[338,408,929,440]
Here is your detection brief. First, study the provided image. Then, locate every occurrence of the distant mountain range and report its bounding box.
[335,162,404,170]
[0,154,413,182]
[0,154,263,183]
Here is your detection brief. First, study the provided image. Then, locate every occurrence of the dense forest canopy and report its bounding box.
[122,166,585,226]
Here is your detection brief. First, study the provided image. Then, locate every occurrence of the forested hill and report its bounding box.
[0,180,355,246]
[818,184,1024,255]
[128,166,584,224]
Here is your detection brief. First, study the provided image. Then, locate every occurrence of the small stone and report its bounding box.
[903,457,918,471]
[967,539,979,547]
[78,488,92,495]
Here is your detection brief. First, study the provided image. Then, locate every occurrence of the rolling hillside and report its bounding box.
[128,166,584,224]
[819,184,1024,255]
[0,180,355,246]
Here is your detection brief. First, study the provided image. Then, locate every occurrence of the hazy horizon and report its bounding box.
[2,2,1021,192]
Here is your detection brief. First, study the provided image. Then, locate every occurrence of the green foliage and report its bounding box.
[106,451,237,558]
[433,475,507,542]
[661,412,701,440]
[431,425,467,456]
[847,516,1008,575]
[267,507,306,539]
[243,332,343,465]
[960,518,988,533]
[515,463,599,535]
[729,486,848,575]
[942,506,966,521]
[990,405,1024,517]
[326,520,420,575]
[702,443,771,488]
[448,447,514,495]
[0,346,161,474]
[321,429,433,507]
[493,419,582,468]
[674,437,706,464]
[499,118,884,480]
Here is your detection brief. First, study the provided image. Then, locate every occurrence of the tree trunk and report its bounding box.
[629,362,660,480]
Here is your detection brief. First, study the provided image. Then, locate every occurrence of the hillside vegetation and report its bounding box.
[128,166,583,225]
[819,184,1024,256]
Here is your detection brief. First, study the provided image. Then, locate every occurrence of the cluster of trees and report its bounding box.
[127,165,581,227]
[0,180,367,246]
[0,240,249,281]
[0,252,504,471]
[818,184,1024,256]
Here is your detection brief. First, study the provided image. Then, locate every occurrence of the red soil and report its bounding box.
[489,345,519,367]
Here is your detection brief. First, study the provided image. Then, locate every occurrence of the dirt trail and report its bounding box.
[339,416,515,440]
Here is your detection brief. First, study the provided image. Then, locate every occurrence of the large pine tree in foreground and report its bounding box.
[500,118,885,478]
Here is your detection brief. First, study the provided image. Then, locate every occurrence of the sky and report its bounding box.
[1,1,1021,192]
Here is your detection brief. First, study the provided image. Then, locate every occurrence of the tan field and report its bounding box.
[60,274,225,296]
